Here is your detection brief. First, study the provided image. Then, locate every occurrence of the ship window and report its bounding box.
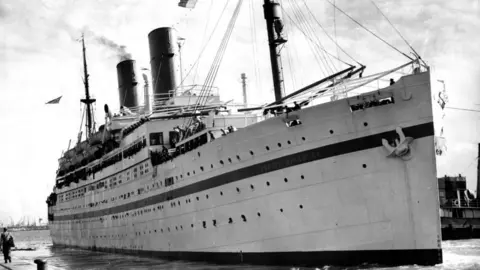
[149,132,164,146]
[350,96,394,112]
[165,177,174,187]
[286,119,302,127]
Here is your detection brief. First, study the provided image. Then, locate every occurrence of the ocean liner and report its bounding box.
[46,0,443,267]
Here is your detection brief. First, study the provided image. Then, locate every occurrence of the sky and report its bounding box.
[0,0,479,224]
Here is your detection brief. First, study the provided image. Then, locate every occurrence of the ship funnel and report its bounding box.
[148,27,180,101]
[116,59,142,110]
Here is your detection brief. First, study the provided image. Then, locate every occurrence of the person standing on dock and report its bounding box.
[0,228,15,263]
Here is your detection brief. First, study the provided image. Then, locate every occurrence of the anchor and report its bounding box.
[382,127,414,160]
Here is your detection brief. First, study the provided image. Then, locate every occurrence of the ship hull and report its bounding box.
[48,71,442,267]
[51,244,441,267]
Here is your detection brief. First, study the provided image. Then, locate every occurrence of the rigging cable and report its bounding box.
[177,0,231,88]
[281,4,353,68]
[249,0,261,97]
[287,0,334,75]
[193,0,214,84]
[292,0,338,73]
[325,0,414,61]
[185,0,244,129]
[302,0,361,66]
[370,0,415,53]
[462,155,479,175]
[292,0,341,73]
[369,0,426,65]
[284,0,327,76]
[194,0,243,108]
[333,0,340,68]
[282,9,297,90]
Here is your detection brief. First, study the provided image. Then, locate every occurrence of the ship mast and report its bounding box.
[80,34,96,139]
[263,0,287,103]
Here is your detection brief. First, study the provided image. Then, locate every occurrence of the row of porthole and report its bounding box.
[93,204,308,239]
[171,175,306,208]
[65,173,310,216]
[181,136,309,181]
[58,163,370,224]
[69,173,311,223]
[57,162,370,224]
[119,160,366,213]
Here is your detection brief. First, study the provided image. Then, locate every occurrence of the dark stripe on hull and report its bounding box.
[54,244,443,267]
[55,121,435,221]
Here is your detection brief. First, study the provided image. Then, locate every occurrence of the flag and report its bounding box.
[434,136,447,156]
[46,96,62,104]
[178,0,198,8]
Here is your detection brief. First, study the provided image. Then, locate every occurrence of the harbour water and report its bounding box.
[6,230,480,270]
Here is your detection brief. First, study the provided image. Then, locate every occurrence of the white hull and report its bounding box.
[48,71,442,266]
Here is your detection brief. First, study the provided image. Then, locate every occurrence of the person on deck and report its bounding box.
[0,228,15,264]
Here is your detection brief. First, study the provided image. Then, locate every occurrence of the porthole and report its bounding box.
[250,184,254,190]
[191,224,194,228]
[206,194,209,199]
[302,137,306,141]
[287,140,291,144]
[301,175,305,180]
[364,122,368,127]
[278,143,282,147]
[196,196,199,201]
[211,164,214,168]
[266,146,270,151]
[220,160,224,165]
[250,150,254,155]
[193,170,196,174]
[220,191,223,196]
[266,181,270,186]
[228,157,232,163]
[236,187,240,193]
[280,208,284,212]
[241,215,247,222]
[228,217,233,224]
[284,178,288,183]
[200,166,204,171]
[329,130,334,134]
[198,152,201,157]
[236,155,241,160]
[257,212,261,217]
[299,205,303,209]
[187,172,190,176]
[363,164,367,168]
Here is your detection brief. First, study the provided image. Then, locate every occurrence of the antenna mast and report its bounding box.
[263,0,287,103]
[80,34,96,139]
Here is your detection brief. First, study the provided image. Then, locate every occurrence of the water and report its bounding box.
[9,230,480,270]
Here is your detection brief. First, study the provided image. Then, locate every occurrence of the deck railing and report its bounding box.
[440,198,480,209]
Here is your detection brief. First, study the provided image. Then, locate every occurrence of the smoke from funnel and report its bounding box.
[80,27,132,61]
[94,36,132,61]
